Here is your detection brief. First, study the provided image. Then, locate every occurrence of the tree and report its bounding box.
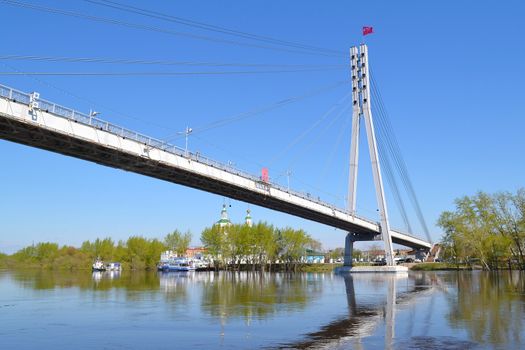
[253,222,277,270]
[146,238,167,268]
[219,224,253,269]
[368,243,384,261]
[164,230,192,256]
[438,191,520,270]
[492,190,525,268]
[35,242,59,265]
[80,238,114,260]
[201,225,226,269]
[353,248,363,261]
[124,236,166,270]
[307,238,322,252]
[329,247,344,260]
[280,228,311,271]
[438,210,471,266]
[126,236,148,269]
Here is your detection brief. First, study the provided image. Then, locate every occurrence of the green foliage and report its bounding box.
[438,189,525,270]
[12,242,60,267]
[4,221,320,272]
[125,236,167,270]
[410,262,472,271]
[12,245,37,263]
[0,252,10,268]
[6,234,168,270]
[225,224,253,265]
[299,263,339,272]
[34,242,59,263]
[164,230,192,256]
[200,222,316,270]
[80,238,114,260]
[353,249,363,260]
[201,225,226,268]
[11,243,89,269]
[328,247,344,260]
[146,238,167,268]
[280,227,310,263]
[253,221,277,263]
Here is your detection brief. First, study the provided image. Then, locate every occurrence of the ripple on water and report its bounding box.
[396,336,480,350]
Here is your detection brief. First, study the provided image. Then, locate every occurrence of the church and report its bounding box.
[216,204,253,228]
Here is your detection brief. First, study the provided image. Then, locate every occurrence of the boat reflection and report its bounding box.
[91,270,121,283]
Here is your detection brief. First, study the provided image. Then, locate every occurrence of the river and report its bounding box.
[1,269,524,349]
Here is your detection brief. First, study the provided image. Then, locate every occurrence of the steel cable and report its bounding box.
[370,72,432,242]
[84,0,346,57]
[1,0,345,58]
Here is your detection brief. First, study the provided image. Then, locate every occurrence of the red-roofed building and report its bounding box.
[185,247,207,259]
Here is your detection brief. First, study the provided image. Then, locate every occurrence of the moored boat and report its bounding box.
[92,259,106,272]
[193,259,210,271]
[158,257,196,272]
[105,262,122,271]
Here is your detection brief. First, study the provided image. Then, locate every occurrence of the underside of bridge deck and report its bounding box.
[0,112,429,250]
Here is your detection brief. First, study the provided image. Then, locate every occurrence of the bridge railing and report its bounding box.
[0,83,386,230]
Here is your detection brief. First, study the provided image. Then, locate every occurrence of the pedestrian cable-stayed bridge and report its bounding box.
[0,45,433,266]
[0,81,430,248]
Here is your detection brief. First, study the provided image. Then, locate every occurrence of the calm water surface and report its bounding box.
[1,270,524,349]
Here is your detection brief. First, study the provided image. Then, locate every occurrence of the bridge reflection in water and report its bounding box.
[155,271,439,349]
[277,272,439,350]
[15,270,440,348]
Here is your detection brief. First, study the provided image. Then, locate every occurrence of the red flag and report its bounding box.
[261,167,269,183]
[362,26,374,36]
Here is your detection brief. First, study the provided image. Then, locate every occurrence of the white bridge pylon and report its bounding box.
[346,44,395,267]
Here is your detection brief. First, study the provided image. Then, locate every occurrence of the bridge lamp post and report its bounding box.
[89,109,100,125]
[178,126,192,157]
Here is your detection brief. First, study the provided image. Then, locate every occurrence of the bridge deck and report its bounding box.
[0,84,431,250]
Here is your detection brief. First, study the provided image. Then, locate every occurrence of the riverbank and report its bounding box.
[409,262,480,271]
[0,257,484,273]
[0,260,342,273]
[302,262,482,272]
[298,263,342,272]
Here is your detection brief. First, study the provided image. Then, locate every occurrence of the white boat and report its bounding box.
[92,259,106,272]
[193,259,210,271]
[158,257,196,272]
[105,262,122,271]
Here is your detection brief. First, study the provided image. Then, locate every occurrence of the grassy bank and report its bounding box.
[298,263,342,272]
[409,262,478,271]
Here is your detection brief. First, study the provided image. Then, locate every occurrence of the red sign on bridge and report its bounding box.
[261,167,269,183]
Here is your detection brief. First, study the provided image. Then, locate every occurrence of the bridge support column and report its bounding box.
[344,233,356,267]
[415,248,429,262]
[346,44,396,266]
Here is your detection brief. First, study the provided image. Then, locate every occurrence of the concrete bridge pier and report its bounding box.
[337,231,409,273]
[343,233,355,267]
[344,232,379,268]
[415,248,430,262]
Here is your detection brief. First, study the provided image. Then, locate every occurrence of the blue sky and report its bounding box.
[1,0,524,253]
